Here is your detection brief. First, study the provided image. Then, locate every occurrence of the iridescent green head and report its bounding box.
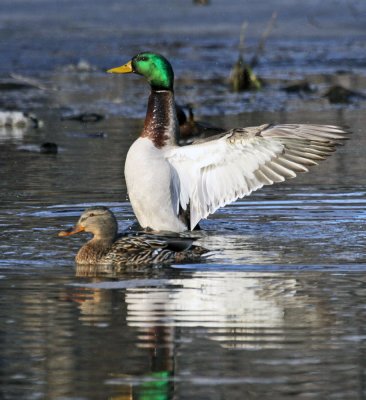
[107,52,174,91]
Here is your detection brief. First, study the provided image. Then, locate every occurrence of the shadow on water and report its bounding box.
[1,0,366,399]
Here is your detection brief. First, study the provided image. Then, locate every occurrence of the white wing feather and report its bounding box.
[164,124,348,230]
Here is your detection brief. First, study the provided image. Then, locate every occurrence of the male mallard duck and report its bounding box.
[58,206,204,265]
[107,52,348,233]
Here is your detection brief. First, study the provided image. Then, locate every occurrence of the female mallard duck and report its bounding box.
[176,103,225,141]
[107,52,348,233]
[58,206,205,265]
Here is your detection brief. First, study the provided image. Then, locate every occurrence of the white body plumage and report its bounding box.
[125,137,187,232]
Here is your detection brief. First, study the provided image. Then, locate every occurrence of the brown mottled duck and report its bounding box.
[58,206,205,265]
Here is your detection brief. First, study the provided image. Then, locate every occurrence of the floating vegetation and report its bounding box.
[229,13,277,92]
[17,142,58,154]
[0,111,43,128]
[282,81,315,94]
[61,112,105,123]
[324,85,366,104]
[63,60,97,73]
[40,142,58,154]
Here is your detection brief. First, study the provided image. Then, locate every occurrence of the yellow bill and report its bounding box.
[107,60,133,74]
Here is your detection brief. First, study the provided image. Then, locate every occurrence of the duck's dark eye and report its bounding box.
[139,56,148,62]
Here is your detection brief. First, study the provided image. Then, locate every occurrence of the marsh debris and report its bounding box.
[61,112,105,123]
[40,142,58,154]
[193,0,210,5]
[0,111,43,128]
[17,142,58,154]
[324,85,366,104]
[282,81,315,94]
[63,60,97,73]
[230,13,277,92]
[229,57,262,92]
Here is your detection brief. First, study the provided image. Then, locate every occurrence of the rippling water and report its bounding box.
[1,0,366,399]
[2,110,366,398]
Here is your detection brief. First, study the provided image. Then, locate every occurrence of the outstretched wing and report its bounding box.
[165,124,348,230]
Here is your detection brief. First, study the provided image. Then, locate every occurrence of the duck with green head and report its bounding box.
[108,52,348,233]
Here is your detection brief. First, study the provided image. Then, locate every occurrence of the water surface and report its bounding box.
[1,1,366,399]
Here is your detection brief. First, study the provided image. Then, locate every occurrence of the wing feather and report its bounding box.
[165,124,348,229]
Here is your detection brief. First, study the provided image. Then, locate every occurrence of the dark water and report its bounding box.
[1,1,366,399]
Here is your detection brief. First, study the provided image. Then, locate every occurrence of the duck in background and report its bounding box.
[176,103,225,143]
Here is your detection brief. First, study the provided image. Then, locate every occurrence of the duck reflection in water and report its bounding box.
[71,265,332,349]
[67,261,336,398]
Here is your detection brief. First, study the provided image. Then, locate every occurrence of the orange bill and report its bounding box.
[58,225,85,237]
